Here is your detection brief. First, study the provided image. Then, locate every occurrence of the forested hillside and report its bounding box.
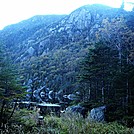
[0,4,134,132]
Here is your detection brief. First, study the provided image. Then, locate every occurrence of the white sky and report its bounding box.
[0,0,133,30]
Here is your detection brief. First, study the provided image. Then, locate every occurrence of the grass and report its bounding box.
[2,109,133,134]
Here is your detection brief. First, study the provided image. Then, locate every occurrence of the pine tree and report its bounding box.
[78,42,134,126]
[0,45,25,129]
[78,42,119,105]
[113,58,134,126]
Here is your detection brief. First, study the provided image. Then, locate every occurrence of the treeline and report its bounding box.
[78,42,134,127]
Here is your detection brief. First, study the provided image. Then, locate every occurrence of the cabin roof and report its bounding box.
[38,103,60,107]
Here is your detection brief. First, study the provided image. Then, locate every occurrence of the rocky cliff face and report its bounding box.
[0,4,134,103]
[0,15,66,51]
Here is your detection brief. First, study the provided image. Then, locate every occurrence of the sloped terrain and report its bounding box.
[0,4,134,104]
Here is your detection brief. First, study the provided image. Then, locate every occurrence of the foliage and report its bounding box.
[19,42,88,103]
[0,46,25,129]
[1,110,133,134]
[78,42,119,104]
[0,4,134,131]
[10,109,37,133]
[0,5,133,104]
[78,41,134,127]
[14,7,134,106]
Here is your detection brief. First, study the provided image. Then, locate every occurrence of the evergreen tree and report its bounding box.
[78,42,134,126]
[113,59,134,127]
[79,42,119,105]
[0,46,24,129]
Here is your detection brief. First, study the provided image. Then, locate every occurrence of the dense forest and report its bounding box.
[0,3,134,134]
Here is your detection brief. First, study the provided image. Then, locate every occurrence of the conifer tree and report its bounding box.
[79,42,119,105]
[0,45,24,129]
[113,57,134,126]
[78,42,134,126]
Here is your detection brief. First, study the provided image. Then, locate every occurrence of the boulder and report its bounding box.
[89,106,106,122]
[67,94,79,100]
[27,79,33,85]
[33,86,46,102]
[26,88,32,100]
[48,90,54,100]
[27,46,34,56]
[40,91,45,98]
[66,105,88,118]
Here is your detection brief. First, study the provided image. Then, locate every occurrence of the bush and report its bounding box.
[59,112,133,134]
[121,116,134,128]
[3,109,133,134]
[9,109,38,133]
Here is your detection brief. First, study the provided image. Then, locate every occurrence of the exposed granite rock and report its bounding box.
[66,105,88,118]
[89,106,106,122]
[27,46,35,56]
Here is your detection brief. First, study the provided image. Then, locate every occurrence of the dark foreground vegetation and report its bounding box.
[0,109,133,134]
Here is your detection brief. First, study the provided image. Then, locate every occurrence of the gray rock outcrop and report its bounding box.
[89,106,106,122]
[66,105,88,118]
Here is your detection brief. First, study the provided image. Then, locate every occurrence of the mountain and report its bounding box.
[0,15,66,49]
[0,4,134,103]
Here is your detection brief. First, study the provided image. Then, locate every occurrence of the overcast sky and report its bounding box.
[0,0,133,30]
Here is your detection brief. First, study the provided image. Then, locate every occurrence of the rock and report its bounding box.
[66,105,88,118]
[63,94,79,101]
[48,90,54,100]
[89,106,106,122]
[27,79,33,85]
[33,90,41,101]
[40,91,45,98]
[67,94,79,100]
[32,86,46,102]
[26,88,32,100]
[26,88,32,93]
[63,95,68,98]
[27,46,35,56]
[45,88,50,92]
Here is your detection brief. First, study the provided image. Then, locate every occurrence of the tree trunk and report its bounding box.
[0,100,6,129]
[8,100,18,121]
[101,87,105,103]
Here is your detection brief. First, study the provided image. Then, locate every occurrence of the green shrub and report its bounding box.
[10,109,37,132]
[44,115,62,128]
[5,109,134,134]
[59,112,133,134]
[120,116,134,127]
